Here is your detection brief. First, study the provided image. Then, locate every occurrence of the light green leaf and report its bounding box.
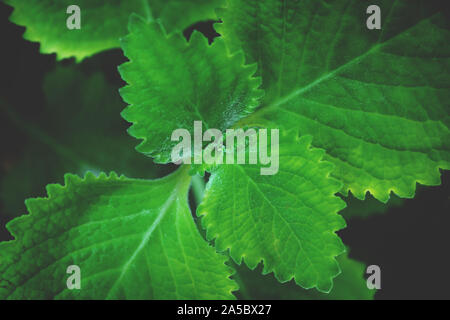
[5,0,224,61]
[218,0,450,202]
[0,167,237,299]
[233,251,375,300]
[198,132,347,292]
[119,15,263,163]
[0,65,169,219]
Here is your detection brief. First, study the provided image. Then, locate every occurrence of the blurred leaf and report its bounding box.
[233,251,374,300]
[1,65,169,218]
[5,0,224,61]
[340,192,404,220]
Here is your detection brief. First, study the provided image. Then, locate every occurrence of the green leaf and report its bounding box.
[119,15,263,163]
[233,251,374,300]
[0,167,237,299]
[0,65,168,219]
[5,0,225,61]
[218,0,450,202]
[340,192,404,220]
[198,132,346,292]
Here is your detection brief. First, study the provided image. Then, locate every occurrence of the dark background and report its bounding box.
[0,2,449,300]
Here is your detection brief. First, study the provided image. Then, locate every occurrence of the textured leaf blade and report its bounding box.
[218,0,450,202]
[0,168,237,299]
[5,0,224,61]
[119,15,263,163]
[198,133,347,292]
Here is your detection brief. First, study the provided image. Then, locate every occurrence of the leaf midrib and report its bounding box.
[235,165,322,285]
[105,168,191,299]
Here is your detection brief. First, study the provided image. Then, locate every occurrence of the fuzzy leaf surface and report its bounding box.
[119,16,262,163]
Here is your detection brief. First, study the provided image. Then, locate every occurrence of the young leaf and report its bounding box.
[218,0,450,202]
[233,251,375,300]
[119,15,263,163]
[0,167,237,299]
[0,65,168,219]
[5,0,224,61]
[198,133,347,293]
